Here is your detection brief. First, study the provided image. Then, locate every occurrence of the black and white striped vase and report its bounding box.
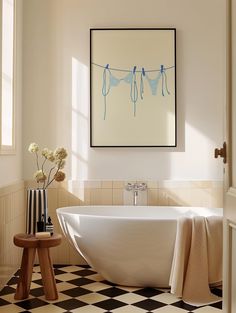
[26,188,48,234]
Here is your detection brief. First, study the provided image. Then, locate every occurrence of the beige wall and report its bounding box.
[22,0,225,182]
[0,0,23,188]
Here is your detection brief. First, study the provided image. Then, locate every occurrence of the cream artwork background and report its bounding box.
[90,29,176,147]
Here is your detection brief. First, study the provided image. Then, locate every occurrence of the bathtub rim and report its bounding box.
[56,205,223,221]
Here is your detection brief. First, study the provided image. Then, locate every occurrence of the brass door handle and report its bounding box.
[214,142,227,164]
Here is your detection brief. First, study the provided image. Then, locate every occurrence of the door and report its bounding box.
[223,0,236,312]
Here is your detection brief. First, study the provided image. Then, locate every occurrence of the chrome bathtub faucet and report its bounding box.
[125,182,147,206]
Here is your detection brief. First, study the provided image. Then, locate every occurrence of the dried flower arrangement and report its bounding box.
[28,142,67,189]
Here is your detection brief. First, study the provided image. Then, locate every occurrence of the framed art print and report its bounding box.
[90,28,176,147]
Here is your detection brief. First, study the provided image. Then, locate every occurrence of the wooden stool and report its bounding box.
[13,233,62,300]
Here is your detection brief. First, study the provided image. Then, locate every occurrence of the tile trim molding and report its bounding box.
[0,180,24,197]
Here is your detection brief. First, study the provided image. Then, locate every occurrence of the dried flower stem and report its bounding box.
[36,153,40,189]
[41,157,47,173]
[45,160,62,189]
[35,152,40,170]
[41,157,47,189]
[45,166,55,189]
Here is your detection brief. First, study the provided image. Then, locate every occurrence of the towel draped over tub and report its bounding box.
[169,216,223,306]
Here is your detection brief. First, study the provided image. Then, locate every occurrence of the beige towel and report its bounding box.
[169,216,222,306]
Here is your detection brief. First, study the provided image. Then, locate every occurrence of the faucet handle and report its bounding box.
[124,182,147,206]
[136,182,147,191]
[125,182,147,191]
[125,183,134,191]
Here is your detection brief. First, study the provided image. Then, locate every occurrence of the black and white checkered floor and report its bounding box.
[0,265,222,313]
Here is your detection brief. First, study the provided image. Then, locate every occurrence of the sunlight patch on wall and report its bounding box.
[71,57,89,180]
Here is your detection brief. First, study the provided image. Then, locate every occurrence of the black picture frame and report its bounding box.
[90,28,177,148]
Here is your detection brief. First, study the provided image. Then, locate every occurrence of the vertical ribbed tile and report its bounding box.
[83,188,91,205]
[123,190,133,206]
[112,189,124,205]
[69,245,87,265]
[158,189,169,206]
[147,189,158,206]
[48,188,59,213]
[84,180,102,189]
[68,193,81,206]
[147,181,159,189]
[101,181,113,189]
[101,189,113,205]
[4,195,12,223]
[0,210,5,264]
[0,197,6,226]
[90,189,102,205]
[113,181,125,189]
[0,182,24,282]
[211,188,223,208]
[58,187,69,207]
[50,235,70,264]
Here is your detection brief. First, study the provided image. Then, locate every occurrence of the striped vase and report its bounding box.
[26,188,48,234]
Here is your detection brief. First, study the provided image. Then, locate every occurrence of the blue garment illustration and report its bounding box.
[97,63,174,120]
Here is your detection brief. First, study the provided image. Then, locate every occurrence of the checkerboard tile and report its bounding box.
[0,265,222,312]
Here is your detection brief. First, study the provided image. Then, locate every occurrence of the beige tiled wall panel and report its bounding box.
[48,179,223,265]
[48,186,88,265]
[90,188,102,205]
[101,181,113,189]
[0,181,25,289]
[112,189,123,205]
[210,187,223,208]
[112,181,125,189]
[147,189,159,206]
[69,245,86,265]
[0,177,227,287]
[101,189,113,205]
[1,179,223,283]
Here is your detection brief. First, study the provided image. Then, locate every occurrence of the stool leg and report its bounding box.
[37,247,58,300]
[14,247,36,300]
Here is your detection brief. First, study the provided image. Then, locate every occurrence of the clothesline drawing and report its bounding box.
[92,62,175,120]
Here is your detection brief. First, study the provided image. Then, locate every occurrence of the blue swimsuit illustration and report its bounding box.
[95,63,174,120]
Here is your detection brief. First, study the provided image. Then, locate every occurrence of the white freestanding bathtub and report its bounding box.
[57,206,222,288]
